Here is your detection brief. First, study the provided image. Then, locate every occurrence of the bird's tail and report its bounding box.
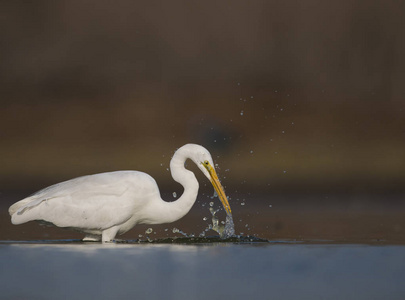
[9,197,45,225]
[9,198,33,216]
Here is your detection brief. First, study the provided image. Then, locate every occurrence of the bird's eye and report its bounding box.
[204,160,209,165]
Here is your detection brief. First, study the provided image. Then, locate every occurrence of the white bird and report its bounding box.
[9,144,232,242]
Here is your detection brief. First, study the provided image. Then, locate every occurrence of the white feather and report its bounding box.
[8,144,230,242]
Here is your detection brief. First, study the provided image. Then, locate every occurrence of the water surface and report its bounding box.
[1,241,405,300]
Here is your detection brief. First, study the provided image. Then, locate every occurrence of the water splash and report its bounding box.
[210,207,221,235]
[172,227,189,237]
[208,207,235,239]
[223,214,235,238]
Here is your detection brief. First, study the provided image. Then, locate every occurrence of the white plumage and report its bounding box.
[9,144,232,242]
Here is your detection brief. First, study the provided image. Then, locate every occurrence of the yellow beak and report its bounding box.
[203,162,232,215]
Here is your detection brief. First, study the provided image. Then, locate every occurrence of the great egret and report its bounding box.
[9,144,232,242]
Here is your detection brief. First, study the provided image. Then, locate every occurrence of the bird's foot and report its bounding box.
[82,234,101,242]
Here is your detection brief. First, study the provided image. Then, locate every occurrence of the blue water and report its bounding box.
[1,242,405,300]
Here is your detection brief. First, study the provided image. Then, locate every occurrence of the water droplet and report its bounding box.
[269,205,272,208]
[240,110,244,116]
[203,217,207,221]
[172,228,179,233]
[241,202,245,206]
[209,202,214,207]
[145,228,153,234]
[173,192,177,198]
[250,150,253,154]
[283,170,287,174]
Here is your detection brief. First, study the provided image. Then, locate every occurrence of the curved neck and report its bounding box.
[167,148,199,222]
[148,148,199,224]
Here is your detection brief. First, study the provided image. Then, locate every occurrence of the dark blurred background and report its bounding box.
[1,1,405,240]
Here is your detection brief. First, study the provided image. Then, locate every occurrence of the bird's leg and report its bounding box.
[102,226,120,243]
[82,234,101,242]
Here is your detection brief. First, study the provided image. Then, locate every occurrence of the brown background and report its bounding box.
[1,1,404,241]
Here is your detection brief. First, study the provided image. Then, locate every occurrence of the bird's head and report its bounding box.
[185,144,232,216]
